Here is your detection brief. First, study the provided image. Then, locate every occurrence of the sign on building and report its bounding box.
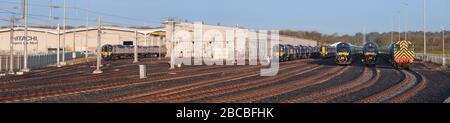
[14,36,38,44]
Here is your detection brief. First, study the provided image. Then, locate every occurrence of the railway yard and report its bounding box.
[0,54,449,103]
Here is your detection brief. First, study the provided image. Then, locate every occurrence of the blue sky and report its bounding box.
[0,0,449,35]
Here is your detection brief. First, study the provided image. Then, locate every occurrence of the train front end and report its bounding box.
[335,43,352,65]
[362,42,379,65]
[276,44,287,62]
[101,45,113,61]
[390,40,415,69]
[320,46,328,58]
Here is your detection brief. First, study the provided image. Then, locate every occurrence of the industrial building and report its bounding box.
[0,20,317,59]
[164,21,318,60]
[0,26,166,55]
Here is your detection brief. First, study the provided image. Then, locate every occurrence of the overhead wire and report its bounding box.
[0,0,164,26]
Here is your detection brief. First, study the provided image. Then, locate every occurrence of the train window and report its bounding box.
[337,46,350,52]
[408,44,414,50]
[408,45,415,51]
[47,48,63,53]
[394,44,400,51]
[366,46,377,52]
[102,45,112,52]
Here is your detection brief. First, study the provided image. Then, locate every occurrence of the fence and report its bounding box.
[0,52,82,73]
[415,53,450,67]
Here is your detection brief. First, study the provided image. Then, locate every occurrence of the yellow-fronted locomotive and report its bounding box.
[389,40,415,69]
[320,45,336,58]
[362,42,379,66]
[335,42,359,65]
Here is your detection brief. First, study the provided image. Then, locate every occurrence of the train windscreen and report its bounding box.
[337,45,350,52]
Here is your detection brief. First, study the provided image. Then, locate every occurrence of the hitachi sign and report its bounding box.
[14,36,38,44]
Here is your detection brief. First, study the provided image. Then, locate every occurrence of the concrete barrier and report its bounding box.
[139,64,147,79]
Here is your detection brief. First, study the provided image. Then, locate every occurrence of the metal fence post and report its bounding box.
[1,56,3,73]
[17,54,20,70]
[5,56,9,72]
[30,55,33,68]
[5,56,7,72]
[38,54,41,67]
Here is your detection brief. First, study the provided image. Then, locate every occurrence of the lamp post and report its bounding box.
[8,17,15,74]
[85,0,90,61]
[73,31,77,59]
[22,0,30,72]
[423,0,427,60]
[398,11,401,41]
[402,2,409,40]
[134,30,139,63]
[61,0,67,66]
[57,24,61,67]
[442,26,447,68]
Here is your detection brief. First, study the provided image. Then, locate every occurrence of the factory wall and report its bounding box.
[164,21,318,60]
[0,27,166,55]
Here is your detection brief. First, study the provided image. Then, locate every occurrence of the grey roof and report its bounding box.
[0,26,165,35]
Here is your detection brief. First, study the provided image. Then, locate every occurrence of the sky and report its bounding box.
[0,0,449,35]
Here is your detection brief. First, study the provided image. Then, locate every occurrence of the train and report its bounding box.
[101,44,167,61]
[335,42,360,65]
[388,40,415,69]
[286,45,297,60]
[320,45,337,58]
[276,44,288,62]
[362,42,379,66]
[276,44,321,62]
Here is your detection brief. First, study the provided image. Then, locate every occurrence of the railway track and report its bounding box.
[280,67,379,103]
[310,68,381,103]
[0,60,223,92]
[0,65,232,102]
[0,54,436,103]
[203,66,349,103]
[0,58,167,83]
[0,64,88,83]
[161,59,340,103]
[0,59,305,103]
[0,61,173,91]
[127,59,339,103]
[358,69,427,103]
[103,60,314,103]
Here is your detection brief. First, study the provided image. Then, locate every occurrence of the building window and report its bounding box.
[123,41,133,45]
